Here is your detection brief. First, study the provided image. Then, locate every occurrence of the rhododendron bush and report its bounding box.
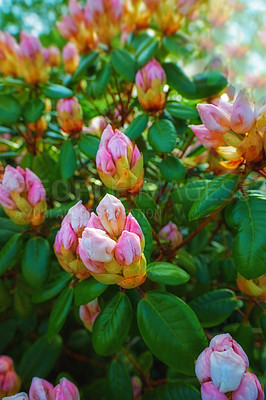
[0,0,265,399]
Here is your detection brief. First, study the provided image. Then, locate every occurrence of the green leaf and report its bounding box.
[131,209,153,261]
[126,114,148,140]
[147,262,190,285]
[0,95,21,124]
[0,279,12,312]
[0,233,23,276]
[159,156,186,182]
[148,119,176,153]
[92,292,132,356]
[136,37,160,67]
[135,192,157,212]
[32,272,72,303]
[176,248,197,277]
[137,291,207,374]
[70,51,99,83]
[166,102,198,120]
[162,34,194,55]
[22,99,45,122]
[0,319,17,353]
[193,71,227,99]
[48,285,74,341]
[226,193,266,279]
[189,174,239,221]
[162,63,196,97]
[111,49,137,82]
[59,141,77,180]
[78,134,100,158]
[74,278,108,306]
[190,289,243,328]
[0,217,28,244]
[42,84,74,99]
[18,335,63,386]
[92,63,111,97]
[143,383,201,400]
[260,313,266,339]
[106,359,133,400]
[22,237,50,288]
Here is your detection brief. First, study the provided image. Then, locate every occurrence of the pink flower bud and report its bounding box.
[66,201,90,236]
[189,124,225,149]
[56,17,78,40]
[19,32,42,60]
[209,334,249,368]
[57,97,83,135]
[62,42,79,74]
[68,0,84,22]
[87,212,105,230]
[96,194,126,237]
[3,393,28,400]
[131,376,142,400]
[195,347,213,383]
[54,378,80,400]
[29,377,54,400]
[80,227,116,263]
[0,185,16,209]
[0,356,20,397]
[79,299,101,331]
[232,372,264,400]
[125,213,143,242]
[56,219,78,253]
[25,168,46,206]
[177,0,200,16]
[77,240,106,273]
[44,46,60,67]
[131,145,141,168]
[201,382,228,400]
[136,59,166,92]
[197,104,231,134]
[2,165,25,193]
[85,116,107,136]
[96,145,116,176]
[115,231,141,265]
[107,133,129,161]
[159,222,182,246]
[230,91,256,134]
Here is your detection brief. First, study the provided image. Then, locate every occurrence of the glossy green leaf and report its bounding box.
[111,49,137,82]
[126,114,148,140]
[190,289,243,328]
[131,209,153,261]
[143,383,201,400]
[226,193,266,279]
[42,84,74,99]
[92,292,132,356]
[0,233,23,276]
[137,291,207,374]
[106,359,133,400]
[22,237,50,288]
[78,134,100,158]
[59,141,77,180]
[162,34,194,55]
[189,174,239,221]
[193,71,228,99]
[0,319,17,353]
[135,192,157,212]
[147,262,190,285]
[92,63,111,97]
[0,95,21,124]
[22,99,45,122]
[0,217,28,244]
[48,285,74,341]
[148,119,176,153]
[166,102,198,120]
[70,51,99,83]
[32,272,71,303]
[162,63,196,96]
[159,156,186,182]
[74,278,108,306]
[18,335,63,386]
[136,38,159,67]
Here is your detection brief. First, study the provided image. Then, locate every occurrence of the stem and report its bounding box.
[121,347,149,384]
[243,299,255,324]
[65,349,107,369]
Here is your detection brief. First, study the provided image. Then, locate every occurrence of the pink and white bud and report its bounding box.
[3,393,28,400]
[189,124,225,149]
[0,185,16,209]
[177,0,200,16]
[232,372,264,400]
[201,381,228,400]
[25,168,46,206]
[2,165,25,193]
[115,231,142,265]
[125,213,143,242]
[96,145,116,176]
[135,59,166,92]
[80,227,116,263]
[57,97,83,135]
[131,145,141,168]
[159,222,182,246]
[54,378,80,400]
[19,32,42,60]
[131,376,142,400]
[29,377,54,400]
[63,42,79,74]
[230,91,256,134]
[56,17,78,40]
[43,46,60,67]
[68,0,84,22]
[96,194,126,237]
[87,212,105,230]
[79,299,101,332]
[197,104,231,134]
[55,220,78,253]
[66,201,90,236]
[85,116,107,136]
[107,133,129,161]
